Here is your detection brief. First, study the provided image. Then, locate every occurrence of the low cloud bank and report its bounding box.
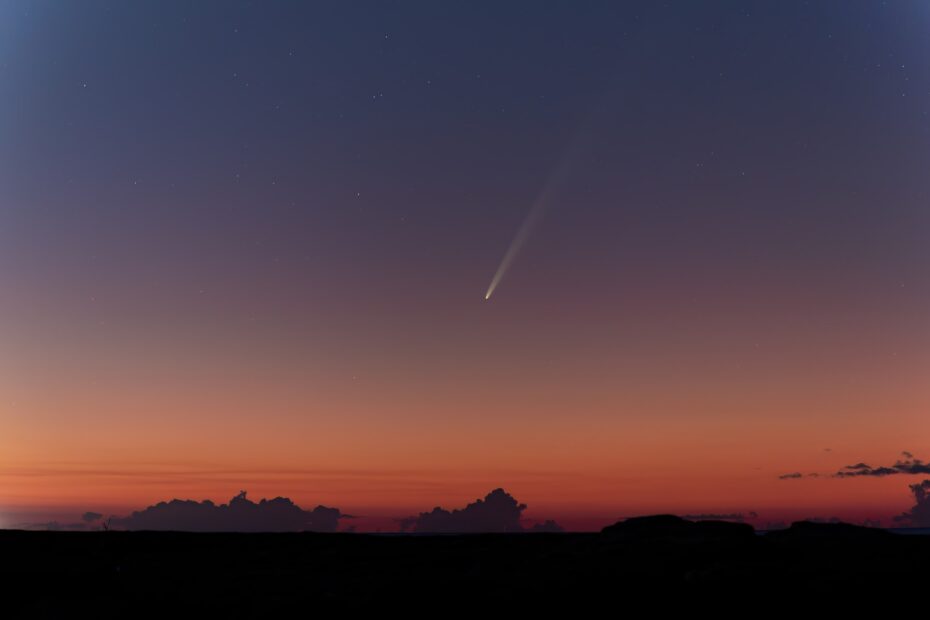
[110,491,347,532]
[681,512,758,522]
[399,488,563,533]
[894,480,930,528]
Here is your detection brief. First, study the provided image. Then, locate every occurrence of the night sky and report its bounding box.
[2,1,929,531]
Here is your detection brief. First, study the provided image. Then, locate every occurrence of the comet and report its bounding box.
[483,186,552,300]
[484,137,582,300]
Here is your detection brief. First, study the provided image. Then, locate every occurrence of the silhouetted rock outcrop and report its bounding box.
[765,520,894,541]
[600,514,755,543]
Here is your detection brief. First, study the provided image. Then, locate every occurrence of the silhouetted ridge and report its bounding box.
[765,520,894,541]
[600,514,755,542]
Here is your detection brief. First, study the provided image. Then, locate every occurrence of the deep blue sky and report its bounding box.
[2,1,929,529]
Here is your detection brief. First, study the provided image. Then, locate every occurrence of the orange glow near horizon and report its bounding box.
[3,333,927,529]
[3,2,930,532]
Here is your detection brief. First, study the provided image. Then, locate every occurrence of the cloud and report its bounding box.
[835,466,899,477]
[681,512,758,522]
[398,488,562,533]
[529,520,564,533]
[833,455,930,478]
[11,521,87,531]
[780,452,930,480]
[81,511,102,523]
[110,491,348,532]
[400,488,525,533]
[777,471,821,480]
[893,480,930,528]
[892,459,930,475]
[804,516,844,524]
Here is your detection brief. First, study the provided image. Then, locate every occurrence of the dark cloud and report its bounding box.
[399,488,562,533]
[893,480,930,528]
[529,520,564,533]
[833,455,930,478]
[61,522,87,530]
[81,511,102,523]
[681,512,758,522]
[804,516,844,524]
[396,516,417,532]
[892,459,930,475]
[12,521,87,531]
[835,466,898,477]
[110,491,347,532]
[779,452,930,478]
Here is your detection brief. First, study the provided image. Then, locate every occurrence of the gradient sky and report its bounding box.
[2,1,929,531]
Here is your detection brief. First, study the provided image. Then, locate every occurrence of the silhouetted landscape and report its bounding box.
[10,485,930,614]
[6,515,930,616]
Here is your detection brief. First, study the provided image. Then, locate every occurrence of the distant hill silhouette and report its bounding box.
[766,520,895,541]
[601,514,755,543]
[7,515,930,614]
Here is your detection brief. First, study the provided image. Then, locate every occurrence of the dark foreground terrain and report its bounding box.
[5,516,929,616]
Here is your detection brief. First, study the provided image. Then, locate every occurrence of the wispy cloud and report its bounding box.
[833,453,930,478]
[778,452,930,480]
